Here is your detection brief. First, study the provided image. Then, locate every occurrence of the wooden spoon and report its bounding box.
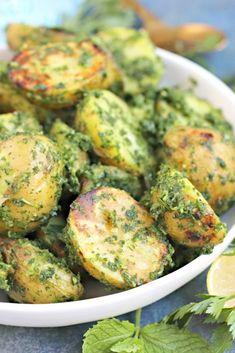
[123,0,227,54]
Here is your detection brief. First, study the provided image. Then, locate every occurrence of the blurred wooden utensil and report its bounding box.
[123,0,228,54]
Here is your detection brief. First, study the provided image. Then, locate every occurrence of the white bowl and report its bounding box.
[0,48,234,327]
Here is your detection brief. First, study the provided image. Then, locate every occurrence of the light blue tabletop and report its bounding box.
[0,1,234,352]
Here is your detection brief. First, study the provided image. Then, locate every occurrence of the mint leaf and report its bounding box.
[82,318,135,353]
[211,324,233,353]
[140,323,212,353]
[111,337,143,353]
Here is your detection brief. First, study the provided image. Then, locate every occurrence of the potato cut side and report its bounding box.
[8,40,122,109]
[150,165,226,249]
[66,187,171,289]
[75,90,155,175]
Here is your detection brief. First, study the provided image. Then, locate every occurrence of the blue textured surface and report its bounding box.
[0,1,235,352]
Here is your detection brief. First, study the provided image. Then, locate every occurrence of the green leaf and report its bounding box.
[211,324,233,353]
[82,318,135,353]
[226,309,235,339]
[205,297,229,320]
[111,337,143,353]
[140,323,212,353]
[162,303,194,328]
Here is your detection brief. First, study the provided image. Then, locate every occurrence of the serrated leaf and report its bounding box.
[211,324,233,353]
[226,309,235,339]
[140,323,212,353]
[82,318,135,353]
[111,337,143,353]
[162,303,194,328]
[205,297,228,319]
[204,308,231,324]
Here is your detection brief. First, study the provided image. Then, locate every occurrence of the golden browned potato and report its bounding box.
[96,27,163,94]
[163,127,235,214]
[0,82,54,123]
[8,40,122,109]
[0,238,83,303]
[80,164,143,200]
[0,111,42,135]
[66,187,172,289]
[6,23,76,51]
[50,119,90,194]
[149,165,226,249]
[0,134,63,235]
[75,90,155,175]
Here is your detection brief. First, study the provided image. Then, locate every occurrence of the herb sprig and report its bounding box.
[82,294,235,353]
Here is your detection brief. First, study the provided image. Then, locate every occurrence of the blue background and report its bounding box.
[0,0,234,352]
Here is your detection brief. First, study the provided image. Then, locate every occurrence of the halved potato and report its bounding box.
[0,134,63,235]
[96,27,163,94]
[66,187,172,289]
[0,238,83,303]
[50,119,90,194]
[154,88,232,143]
[6,23,76,51]
[163,127,235,214]
[0,111,42,135]
[0,82,54,123]
[8,40,122,109]
[75,90,155,175]
[81,164,143,200]
[149,165,226,249]
[36,215,82,274]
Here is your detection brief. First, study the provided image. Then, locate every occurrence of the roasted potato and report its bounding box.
[0,238,83,303]
[50,119,90,194]
[81,164,143,200]
[8,40,122,109]
[0,82,55,123]
[0,111,42,136]
[36,215,82,274]
[66,187,172,289]
[163,127,235,214]
[0,134,63,235]
[6,23,76,51]
[96,27,163,94]
[149,165,226,249]
[75,90,155,175]
[154,88,233,143]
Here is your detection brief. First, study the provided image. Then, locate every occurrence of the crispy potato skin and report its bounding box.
[163,127,235,214]
[75,90,155,175]
[96,27,163,94]
[6,23,76,51]
[0,134,63,234]
[0,238,83,303]
[66,187,171,289]
[8,41,122,109]
[150,165,226,248]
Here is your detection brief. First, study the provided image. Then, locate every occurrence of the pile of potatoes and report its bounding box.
[0,23,234,304]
